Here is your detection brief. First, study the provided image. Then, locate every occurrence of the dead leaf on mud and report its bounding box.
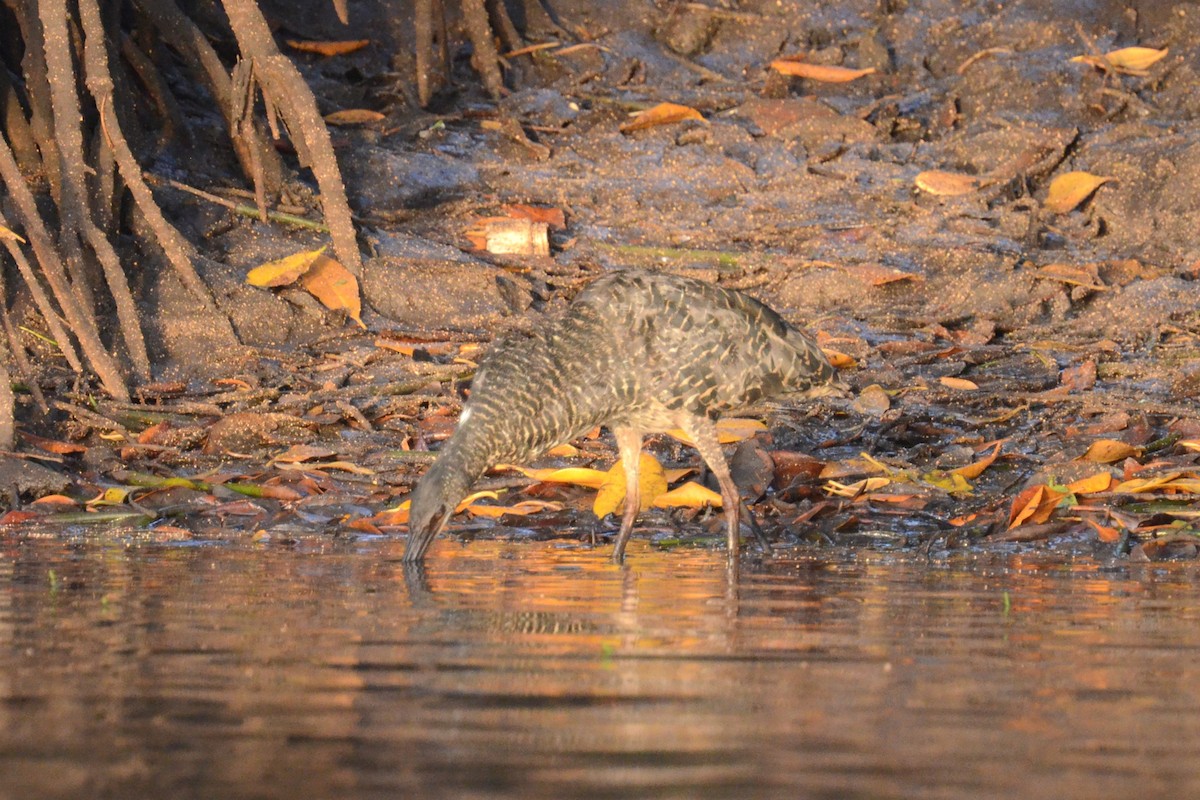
[951,441,1003,479]
[1082,516,1121,542]
[652,481,723,509]
[769,57,876,82]
[301,254,365,328]
[1008,484,1066,528]
[503,464,609,488]
[1066,472,1113,494]
[1061,360,1097,392]
[619,102,704,133]
[825,477,891,497]
[1070,46,1168,75]
[852,384,891,416]
[1079,439,1139,463]
[1043,171,1112,214]
[821,349,856,368]
[272,444,338,464]
[286,38,370,56]
[503,204,566,229]
[667,417,767,446]
[465,217,550,256]
[594,454,669,517]
[939,376,979,391]
[464,499,564,518]
[841,263,921,286]
[1035,263,1107,291]
[0,224,25,243]
[914,170,985,196]
[324,109,386,126]
[247,246,327,287]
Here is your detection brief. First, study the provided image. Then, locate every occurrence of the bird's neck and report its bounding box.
[427,414,499,496]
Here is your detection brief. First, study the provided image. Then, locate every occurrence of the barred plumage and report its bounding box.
[402,270,837,563]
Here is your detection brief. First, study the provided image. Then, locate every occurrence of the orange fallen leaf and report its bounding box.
[1007,484,1065,528]
[821,349,856,368]
[30,494,78,506]
[594,453,669,517]
[1079,439,1139,463]
[463,500,563,518]
[324,108,386,125]
[951,441,1002,480]
[769,58,876,82]
[372,499,410,526]
[0,510,39,524]
[546,443,579,457]
[1111,472,1183,494]
[1083,516,1121,543]
[1044,171,1112,214]
[824,477,891,497]
[652,481,723,509]
[841,263,920,286]
[939,376,979,391]
[286,38,370,56]
[1065,472,1112,494]
[619,102,704,133]
[503,204,566,229]
[301,254,365,328]
[247,246,327,287]
[0,223,25,243]
[914,170,985,196]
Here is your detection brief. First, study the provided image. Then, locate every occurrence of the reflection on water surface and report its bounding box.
[2,535,1199,799]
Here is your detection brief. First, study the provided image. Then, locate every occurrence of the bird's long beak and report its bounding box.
[401,506,451,563]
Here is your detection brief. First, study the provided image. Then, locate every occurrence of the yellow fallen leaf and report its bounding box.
[247,246,327,287]
[1079,439,1139,463]
[1180,440,1200,453]
[652,481,723,509]
[546,443,579,457]
[1007,484,1064,528]
[275,460,375,475]
[1112,473,1182,494]
[454,490,500,513]
[1070,46,1168,74]
[664,467,695,483]
[503,465,609,489]
[619,102,704,133]
[301,254,365,329]
[824,477,891,497]
[593,453,669,518]
[1044,171,1112,214]
[1065,471,1112,494]
[939,376,979,390]
[0,224,26,243]
[286,38,370,56]
[915,170,984,196]
[324,108,386,125]
[667,417,768,446]
[769,58,876,82]
[922,471,974,494]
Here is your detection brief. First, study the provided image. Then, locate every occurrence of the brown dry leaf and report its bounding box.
[276,460,375,475]
[1083,516,1121,543]
[594,453,669,517]
[272,444,338,464]
[0,224,26,243]
[20,431,87,455]
[286,38,370,56]
[301,254,365,328]
[1061,360,1097,392]
[769,58,876,82]
[1036,263,1106,290]
[1070,46,1168,74]
[247,246,327,287]
[914,170,984,196]
[1080,439,1140,463]
[466,217,550,256]
[619,102,704,133]
[324,109,386,126]
[504,204,566,229]
[951,442,1002,480]
[939,376,979,391]
[652,481,723,509]
[771,451,826,484]
[1044,171,1112,214]
[1066,472,1113,494]
[842,263,920,286]
[503,464,609,489]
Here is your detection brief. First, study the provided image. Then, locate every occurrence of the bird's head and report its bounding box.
[402,460,464,563]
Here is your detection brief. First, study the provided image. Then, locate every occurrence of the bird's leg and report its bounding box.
[681,416,741,563]
[611,427,643,563]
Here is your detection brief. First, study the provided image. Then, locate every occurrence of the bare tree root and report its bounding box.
[220,0,364,277]
[460,0,505,99]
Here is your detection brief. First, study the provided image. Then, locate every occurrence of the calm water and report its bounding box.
[2,534,1199,800]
